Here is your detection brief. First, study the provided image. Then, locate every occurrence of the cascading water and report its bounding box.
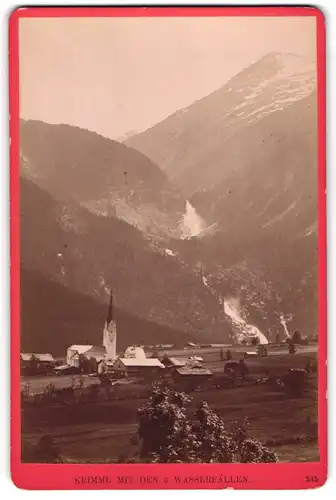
[180,201,205,239]
[279,314,292,340]
[223,297,269,344]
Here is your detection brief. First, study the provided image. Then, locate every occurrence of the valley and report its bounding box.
[20,52,318,353]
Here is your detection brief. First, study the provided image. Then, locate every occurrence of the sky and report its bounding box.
[19,16,317,139]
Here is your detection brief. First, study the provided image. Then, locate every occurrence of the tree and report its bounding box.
[275,334,280,345]
[136,388,277,463]
[258,345,267,357]
[22,435,64,463]
[288,343,297,355]
[89,356,98,373]
[78,354,91,373]
[29,354,39,375]
[251,337,259,346]
[291,330,302,344]
[238,360,249,378]
[283,369,307,398]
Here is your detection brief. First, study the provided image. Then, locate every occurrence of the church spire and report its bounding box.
[103,289,117,361]
[107,290,113,324]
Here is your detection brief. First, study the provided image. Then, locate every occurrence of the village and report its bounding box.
[21,292,317,395]
[20,292,318,464]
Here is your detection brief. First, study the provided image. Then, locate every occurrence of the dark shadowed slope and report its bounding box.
[20,119,185,238]
[20,177,232,344]
[20,267,202,356]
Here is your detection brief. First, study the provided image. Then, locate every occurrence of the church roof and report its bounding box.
[85,345,106,356]
[68,345,93,354]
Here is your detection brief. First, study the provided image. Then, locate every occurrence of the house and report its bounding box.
[113,357,165,376]
[243,351,258,358]
[185,342,199,348]
[189,356,203,363]
[172,367,213,387]
[155,344,174,349]
[20,353,55,375]
[124,345,146,359]
[20,353,54,365]
[161,357,187,368]
[173,367,212,378]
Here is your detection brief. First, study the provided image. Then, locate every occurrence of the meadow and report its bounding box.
[21,345,319,463]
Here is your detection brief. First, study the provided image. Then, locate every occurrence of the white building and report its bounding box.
[124,345,146,359]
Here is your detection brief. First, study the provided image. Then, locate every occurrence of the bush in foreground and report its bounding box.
[136,388,277,463]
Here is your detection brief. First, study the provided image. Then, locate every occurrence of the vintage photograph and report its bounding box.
[18,13,320,465]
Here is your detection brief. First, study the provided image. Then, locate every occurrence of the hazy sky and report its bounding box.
[19,16,317,139]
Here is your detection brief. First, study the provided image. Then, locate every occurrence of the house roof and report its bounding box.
[21,353,54,362]
[68,345,93,354]
[175,367,212,376]
[118,358,164,368]
[54,364,71,371]
[163,357,186,367]
[85,345,106,357]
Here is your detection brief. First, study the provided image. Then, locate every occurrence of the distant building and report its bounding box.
[113,357,164,376]
[161,357,187,368]
[124,345,146,359]
[172,366,213,383]
[243,351,258,358]
[20,352,54,367]
[67,291,117,367]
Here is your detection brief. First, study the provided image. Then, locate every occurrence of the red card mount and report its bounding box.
[9,5,326,490]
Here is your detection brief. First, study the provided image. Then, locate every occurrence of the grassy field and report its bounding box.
[21,347,319,463]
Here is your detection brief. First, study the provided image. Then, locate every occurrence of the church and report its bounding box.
[66,292,163,373]
[66,291,117,367]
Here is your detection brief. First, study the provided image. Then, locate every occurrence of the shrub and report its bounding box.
[283,369,307,398]
[226,349,232,360]
[136,388,277,463]
[22,435,64,463]
[291,330,302,344]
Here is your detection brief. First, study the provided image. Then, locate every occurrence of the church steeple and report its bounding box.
[103,289,117,360]
[107,290,113,324]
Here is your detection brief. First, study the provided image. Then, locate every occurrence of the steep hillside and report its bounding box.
[127,53,316,197]
[127,53,318,339]
[20,177,231,342]
[20,267,202,356]
[20,119,185,238]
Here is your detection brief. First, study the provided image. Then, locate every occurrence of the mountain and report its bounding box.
[20,267,203,356]
[20,119,185,238]
[20,176,232,345]
[127,53,318,338]
[126,52,316,197]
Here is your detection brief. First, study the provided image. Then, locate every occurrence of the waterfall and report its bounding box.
[223,297,269,344]
[180,201,205,239]
[280,314,291,339]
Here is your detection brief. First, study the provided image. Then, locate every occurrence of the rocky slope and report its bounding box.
[127,52,316,196]
[20,119,185,238]
[128,53,318,339]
